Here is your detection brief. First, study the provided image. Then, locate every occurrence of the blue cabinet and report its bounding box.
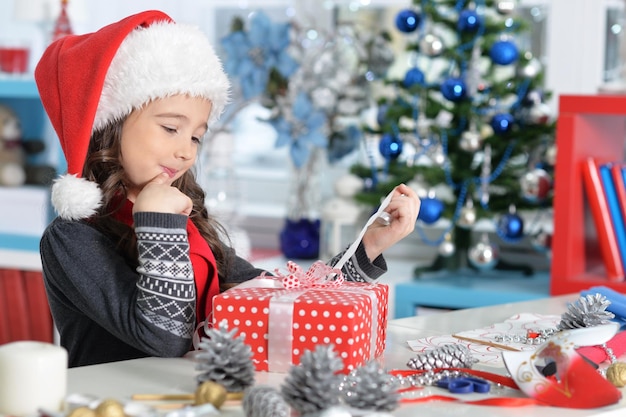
[0,78,61,269]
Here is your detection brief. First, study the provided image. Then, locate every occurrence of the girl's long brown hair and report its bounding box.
[82,117,229,277]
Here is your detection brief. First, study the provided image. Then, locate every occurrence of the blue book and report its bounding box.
[599,163,626,270]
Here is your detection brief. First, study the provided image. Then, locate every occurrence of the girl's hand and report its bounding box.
[361,183,421,261]
[133,173,193,216]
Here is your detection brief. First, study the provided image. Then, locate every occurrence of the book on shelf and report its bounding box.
[581,157,624,281]
[611,164,626,226]
[599,163,626,273]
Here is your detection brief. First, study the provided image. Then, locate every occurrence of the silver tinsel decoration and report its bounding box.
[281,345,343,416]
[242,385,290,417]
[341,361,400,412]
[195,320,255,392]
[558,293,615,330]
[407,344,478,371]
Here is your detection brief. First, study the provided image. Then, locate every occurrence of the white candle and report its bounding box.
[0,341,68,416]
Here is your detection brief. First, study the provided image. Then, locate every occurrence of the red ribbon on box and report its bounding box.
[270,260,344,289]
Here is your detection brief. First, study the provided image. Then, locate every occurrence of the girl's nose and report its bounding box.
[175,138,196,160]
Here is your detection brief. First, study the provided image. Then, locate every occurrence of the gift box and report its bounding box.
[211,262,388,373]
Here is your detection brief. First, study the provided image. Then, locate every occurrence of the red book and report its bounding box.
[581,158,624,280]
[611,163,626,224]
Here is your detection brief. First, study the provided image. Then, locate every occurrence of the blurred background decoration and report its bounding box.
[347,0,556,276]
[215,9,397,259]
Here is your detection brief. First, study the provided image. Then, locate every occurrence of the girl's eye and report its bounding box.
[162,126,177,134]
[192,136,202,145]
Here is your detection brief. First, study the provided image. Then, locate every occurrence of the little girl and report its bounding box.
[35,10,420,367]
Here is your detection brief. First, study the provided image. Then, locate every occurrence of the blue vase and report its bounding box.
[280,148,324,259]
[280,218,321,259]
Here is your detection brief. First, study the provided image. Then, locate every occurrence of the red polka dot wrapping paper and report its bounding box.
[212,279,388,373]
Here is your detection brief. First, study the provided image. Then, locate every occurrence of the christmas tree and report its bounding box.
[350,0,555,275]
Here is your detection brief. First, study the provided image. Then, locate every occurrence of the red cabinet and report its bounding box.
[551,94,626,295]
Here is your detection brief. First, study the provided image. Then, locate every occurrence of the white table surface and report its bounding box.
[66,294,626,417]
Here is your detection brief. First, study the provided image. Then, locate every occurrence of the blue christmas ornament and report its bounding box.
[417,196,444,224]
[378,133,403,160]
[395,9,421,33]
[489,39,519,65]
[497,212,524,240]
[441,77,467,102]
[490,112,515,135]
[403,67,425,88]
[457,9,482,32]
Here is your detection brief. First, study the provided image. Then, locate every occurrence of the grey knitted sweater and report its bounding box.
[40,211,387,367]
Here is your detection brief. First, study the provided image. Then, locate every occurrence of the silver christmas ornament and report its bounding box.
[520,168,552,202]
[419,32,444,57]
[527,102,552,125]
[459,128,483,153]
[457,199,477,228]
[429,143,447,166]
[438,233,456,257]
[496,0,517,15]
[468,233,499,270]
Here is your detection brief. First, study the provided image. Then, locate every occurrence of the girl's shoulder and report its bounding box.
[42,216,107,247]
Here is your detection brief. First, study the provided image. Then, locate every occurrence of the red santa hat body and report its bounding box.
[35,10,230,220]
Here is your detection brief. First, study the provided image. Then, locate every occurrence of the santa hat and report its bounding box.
[35,10,230,220]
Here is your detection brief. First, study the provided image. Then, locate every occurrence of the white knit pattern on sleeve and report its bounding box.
[135,226,196,338]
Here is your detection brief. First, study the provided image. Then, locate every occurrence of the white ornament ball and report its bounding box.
[439,238,456,257]
[517,57,542,79]
[496,0,516,15]
[457,204,477,228]
[419,32,444,57]
[459,129,483,152]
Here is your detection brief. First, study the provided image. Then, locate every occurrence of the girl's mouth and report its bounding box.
[162,167,178,178]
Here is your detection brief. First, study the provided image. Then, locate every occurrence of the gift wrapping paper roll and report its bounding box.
[0,341,68,416]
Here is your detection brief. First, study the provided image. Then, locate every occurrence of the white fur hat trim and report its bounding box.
[93,20,230,132]
[51,174,103,220]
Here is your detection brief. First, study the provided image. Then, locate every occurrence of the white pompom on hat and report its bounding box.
[35,10,230,220]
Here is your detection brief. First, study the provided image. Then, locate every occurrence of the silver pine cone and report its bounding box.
[406,344,477,371]
[280,345,343,415]
[243,385,290,417]
[195,320,255,392]
[558,293,615,330]
[341,360,399,412]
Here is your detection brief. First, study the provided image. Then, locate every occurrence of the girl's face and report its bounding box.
[120,95,212,200]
